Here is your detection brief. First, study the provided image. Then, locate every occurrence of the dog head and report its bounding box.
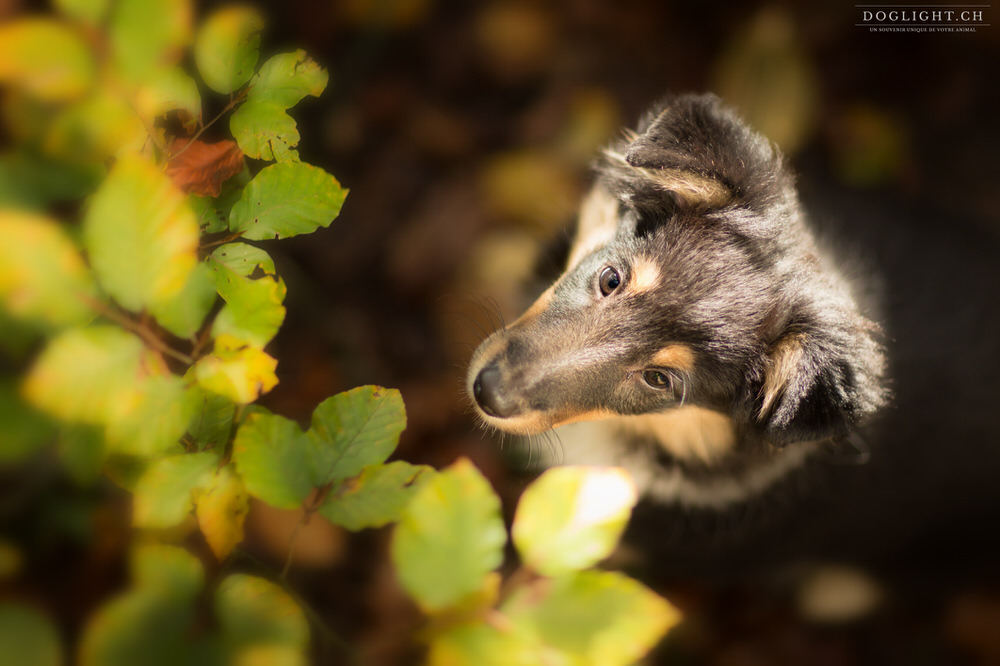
[468,94,887,469]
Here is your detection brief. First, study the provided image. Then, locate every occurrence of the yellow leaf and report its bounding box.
[0,18,95,101]
[196,465,249,560]
[193,335,278,404]
[0,210,96,328]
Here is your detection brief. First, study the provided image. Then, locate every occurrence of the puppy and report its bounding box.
[467,93,1000,575]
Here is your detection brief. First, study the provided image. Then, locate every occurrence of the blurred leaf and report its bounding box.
[711,6,818,155]
[135,68,202,132]
[0,210,97,328]
[211,243,276,277]
[54,0,109,25]
[0,380,56,463]
[79,546,210,666]
[195,6,264,94]
[44,89,146,162]
[215,575,309,658]
[0,603,62,666]
[58,424,106,486]
[192,336,278,405]
[391,458,506,612]
[427,620,535,666]
[831,105,909,187]
[0,18,95,102]
[83,156,199,313]
[0,152,102,210]
[186,388,237,449]
[133,451,220,528]
[318,461,430,530]
[481,149,580,232]
[209,255,286,348]
[104,374,196,457]
[166,139,245,197]
[307,385,407,484]
[231,410,312,509]
[229,162,346,240]
[109,0,192,83]
[149,262,217,339]
[0,541,22,579]
[512,466,636,577]
[502,570,680,666]
[23,325,147,426]
[195,465,249,560]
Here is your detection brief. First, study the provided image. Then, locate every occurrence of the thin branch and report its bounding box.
[83,295,195,365]
[167,90,247,163]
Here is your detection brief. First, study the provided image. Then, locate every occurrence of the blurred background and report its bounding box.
[3,0,1000,663]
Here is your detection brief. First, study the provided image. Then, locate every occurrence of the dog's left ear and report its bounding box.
[755,318,887,447]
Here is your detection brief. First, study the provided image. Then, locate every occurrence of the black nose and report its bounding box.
[473,365,516,418]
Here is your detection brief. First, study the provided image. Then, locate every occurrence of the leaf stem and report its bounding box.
[83,295,195,365]
[167,90,247,163]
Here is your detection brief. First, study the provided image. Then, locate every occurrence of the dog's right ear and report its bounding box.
[600,93,787,218]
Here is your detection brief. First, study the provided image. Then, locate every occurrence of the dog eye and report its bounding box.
[642,369,672,389]
[598,266,621,296]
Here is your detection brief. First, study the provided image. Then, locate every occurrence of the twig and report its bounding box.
[83,295,194,365]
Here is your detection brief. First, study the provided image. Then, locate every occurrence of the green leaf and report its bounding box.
[195,465,249,560]
[54,0,109,25]
[215,575,309,658]
[0,18,95,101]
[211,243,276,277]
[79,546,210,666]
[230,101,300,162]
[104,374,196,457]
[307,385,407,485]
[136,67,201,131]
[109,0,191,83]
[185,388,237,449]
[248,50,329,109]
[511,466,637,577]
[133,451,220,528]
[195,6,264,94]
[209,254,286,348]
[0,603,62,666]
[83,156,199,313]
[150,262,217,339]
[0,210,97,328]
[0,152,102,210]
[0,380,56,463]
[231,410,312,509]
[428,621,536,666]
[192,335,279,404]
[23,325,147,426]
[58,424,106,486]
[502,570,680,666]
[318,461,430,530]
[391,458,506,612]
[229,162,347,240]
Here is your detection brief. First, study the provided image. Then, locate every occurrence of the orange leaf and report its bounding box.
[166,138,244,197]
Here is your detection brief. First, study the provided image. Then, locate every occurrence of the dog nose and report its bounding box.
[473,365,516,418]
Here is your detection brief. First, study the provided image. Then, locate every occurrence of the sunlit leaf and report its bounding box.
[133,451,220,528]
[54,0,109,25]
[391,458,506,612]
[193,336,279,405]
[211,243,276,277]
[512,466,637,577]
[215,574,309,657]
[231,410,312,509]
[196,465,249,560]
[428,620,536,666]
[23,325,147,426]
[104,374,195,457]
[502,570,680,666]
[0,603,62,666]
[109,0,192,83]
[83,156,199,313]
[195,6,264,94]
[185,387,237,449]
[209,255,286,348]
[44,89,146,162]
[0,210,97,328]
[229,162,346,240]
[307,386,407,485]
[318,461,430,530]
[135,68,202,132]
[230,101,300,162]
[249,50,328,108]
[0,18,95,101]
[149,262,217,339]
